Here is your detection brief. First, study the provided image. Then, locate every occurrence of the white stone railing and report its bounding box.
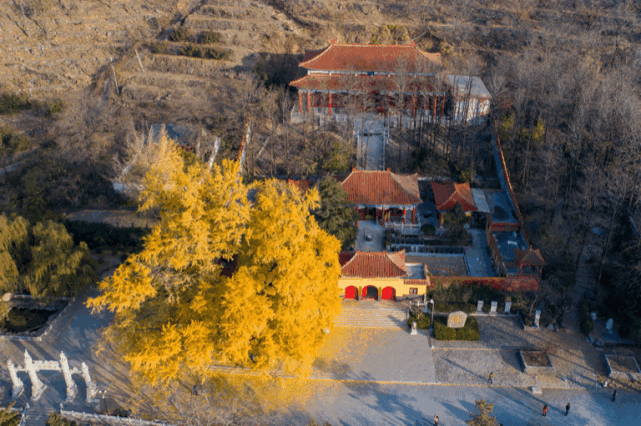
[61,410,174,426]
[0,297,75,342]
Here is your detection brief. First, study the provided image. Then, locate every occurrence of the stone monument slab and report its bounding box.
[534,309,541,328]
[410,321,417,335]
[504,301,512,314]
[476,300,484,312]
[606,318,614,334]
[490,301,498,314]
[447,311,467,328]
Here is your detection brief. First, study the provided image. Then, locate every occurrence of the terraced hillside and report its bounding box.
[0,0,178,98]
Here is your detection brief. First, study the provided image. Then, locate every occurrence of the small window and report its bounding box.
[410,288,418,295]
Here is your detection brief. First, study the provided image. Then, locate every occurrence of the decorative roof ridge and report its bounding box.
[390,172,420,201]
[385,249,407,273]
[289,75,311,85]
[299,43,335,68]
[340,249,360,270]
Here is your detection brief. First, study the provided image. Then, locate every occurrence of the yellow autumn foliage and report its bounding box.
[88,134,342,385]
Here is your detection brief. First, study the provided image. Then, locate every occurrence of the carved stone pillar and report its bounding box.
[81,362,97,401]
[60,352,77,401]
[7,359,24,399]
[24,350,46,400]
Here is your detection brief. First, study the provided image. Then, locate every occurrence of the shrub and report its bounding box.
[204,47,231,60]
[169,26,191,42]
[199,30,222,44]
[436,302,476,313]
[45,413,77,426]
[44,99,64,118]
[0,93,33,115]
[433,316,480,341]
[421,223,436,235]
[1,128,31,153]
[408,311,430,329]
[181,45,203,58]
[581,319,594,336]
[150,41,169,54]
[1,403,21,426]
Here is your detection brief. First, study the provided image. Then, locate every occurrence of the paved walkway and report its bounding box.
[355,221,384,252]
[355,115,386,171]
[564,245,597,333]
[465,229,494,277]
[313,328,437,384]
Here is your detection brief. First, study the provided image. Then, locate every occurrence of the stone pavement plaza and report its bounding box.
[2,291,639,425]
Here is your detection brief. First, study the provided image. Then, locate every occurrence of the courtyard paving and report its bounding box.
[2,265,640,425]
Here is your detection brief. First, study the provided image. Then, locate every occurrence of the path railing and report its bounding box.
[61,410,173,426]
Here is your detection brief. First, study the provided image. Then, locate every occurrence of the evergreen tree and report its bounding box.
[443,202,472,245]
[313,176,358,249]
[466,399,499,426]
[0,215,96,300]
[88,135,342,385]
[0,404,21,426]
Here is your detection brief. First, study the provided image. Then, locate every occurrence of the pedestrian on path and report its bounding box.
[565,403,570,416]
[612,390,617,402]
[542,405,548,417]
[488,372,494,384]
[434,415,439,425]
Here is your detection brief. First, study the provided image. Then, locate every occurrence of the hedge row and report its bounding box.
[62,220,150,254]
[407,311,430,329]
[435,302,477,314]
[433,316,480,341]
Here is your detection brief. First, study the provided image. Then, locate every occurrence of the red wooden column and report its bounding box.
[411,207,416,224]
[412,94,416,117]
[442,95,445,116]
[298,92,303,113]
[328,92,333,116]
[307,92,311,113]
[433,95,437,117]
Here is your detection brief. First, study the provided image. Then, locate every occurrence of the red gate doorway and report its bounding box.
[381,287,396,301]
[362,286,378,300]
[344,286,356,299]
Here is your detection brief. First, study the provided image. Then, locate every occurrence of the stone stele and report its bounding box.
[447,311,467,328]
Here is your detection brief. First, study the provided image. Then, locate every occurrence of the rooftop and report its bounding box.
[484,189,519,224]
[300,40,443,73]
[431,181,477,212]
[493,231,528,263]
[340,250,408,279]
[446,75,492,99]
[514,247,545,266]
[341,169,422,207]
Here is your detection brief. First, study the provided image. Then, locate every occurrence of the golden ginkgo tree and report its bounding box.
[87,135,342,385]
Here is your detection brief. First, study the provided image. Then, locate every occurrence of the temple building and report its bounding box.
[338,250,430,301]
[290,40,492,125]
[339,169,422,226]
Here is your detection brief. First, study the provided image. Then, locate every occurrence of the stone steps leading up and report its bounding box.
[335,307,408,329]
[24,406,54,426]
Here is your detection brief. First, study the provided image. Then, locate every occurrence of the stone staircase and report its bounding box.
[24,404,53,426]
[564,245,597,334]
[335,305,408,329]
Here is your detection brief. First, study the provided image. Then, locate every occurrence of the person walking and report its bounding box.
[488,372,494,384]
[565,403,570,416]
[434,415,439,426]
[612,390,617,402]
[542,405,548,417]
